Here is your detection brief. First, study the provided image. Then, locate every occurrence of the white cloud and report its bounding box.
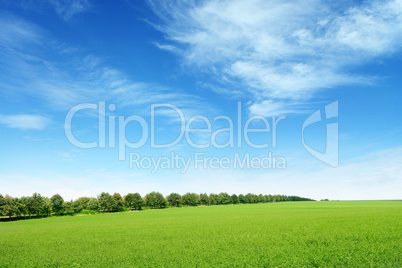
[49,0,91,21]
[149,0,402,115]
[249,100,306,116]
[0,114,50,130]
[0,14,220,130]
[0,15,42,49]
[153,42,179,53]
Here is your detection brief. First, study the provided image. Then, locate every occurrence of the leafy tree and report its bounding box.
[0,194,4,215]
[231,194,239,204]
[144,192,157,208]
[245,193,254,203]
[200,193,209,205]
[76,197,90,209]
[252,194,259,203]
[14,197,26,219]
[156,192,168,208]
[132,193,144,210]
[124,193,135,210]
[267,195,273,202]
[286,196,314,201]
[215,194,223,205]
[32,193,44,216]
[167,193,182,207]
[1,195,17,220]
[98,192,116,212]
[219,192,232,204]
[257,194,265,203]
[42,197,52,217]
[63,201,74,215]
[87,197,100,211]
[72,200,83,213]
[144,192,167,209]
[124,193,143,210]
[182,193,200,206]
[50,194,64,216]
[238,194,246,204]
[21,196,34,218]
[209,193,218,205]
[113,193,124,211]
[124,193,144,210]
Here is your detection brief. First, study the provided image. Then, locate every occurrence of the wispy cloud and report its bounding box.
[248,100,307,116]
[0,114,50,130]
[1,0,92,22]
[49,0,91,21]
[148,0,402,115]
[0,13,218,125]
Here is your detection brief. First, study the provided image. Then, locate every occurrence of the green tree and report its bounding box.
[63,201,74,215]
[144,192,167,209]
[132,193,144,210]
[231,194,239,204]
[124,193,143,210]
[267,195,273,202]
[209,193,218,205]
[42,197,52,217]
[76,197,90,209]
[32,193,44,216]
[238,194,246,204]
[98,192,116,212]
[21,196,34,218]
[144,192,157,208]
[182,193,200,206]
[156,192,167,208]
[219,192,232,204]
[215,194,222,205]
[72,200,83,213]
[1,195,17,220]
[50,194,64,216]
[14,197,27,219]
[87,197,100,211]
[167,193,182,207]
[113,193,124,211]
[245,193,254,203]
[200,193,209,205]
[0,194,4,215]
[124,193,135,210]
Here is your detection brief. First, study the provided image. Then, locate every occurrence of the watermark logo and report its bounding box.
[129,152,286,173]
[64,101,338,171]
[64,102,286,160]
[301,101,338,167]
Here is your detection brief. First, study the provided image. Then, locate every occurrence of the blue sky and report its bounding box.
[0,0,401,200]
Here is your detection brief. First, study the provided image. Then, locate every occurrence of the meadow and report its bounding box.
[0,201,401,267]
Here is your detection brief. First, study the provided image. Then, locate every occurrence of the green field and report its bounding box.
[0,201,401,267]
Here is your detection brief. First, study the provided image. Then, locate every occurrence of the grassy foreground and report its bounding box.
[0,201,401,267]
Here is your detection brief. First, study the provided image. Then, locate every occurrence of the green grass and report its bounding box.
[1,201,401,267]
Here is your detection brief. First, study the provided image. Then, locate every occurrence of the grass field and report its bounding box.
[0,201,401,267]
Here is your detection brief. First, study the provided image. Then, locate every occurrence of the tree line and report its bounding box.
[0,192,314,221]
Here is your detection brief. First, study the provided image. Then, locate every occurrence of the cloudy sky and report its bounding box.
[0,0,401,200]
